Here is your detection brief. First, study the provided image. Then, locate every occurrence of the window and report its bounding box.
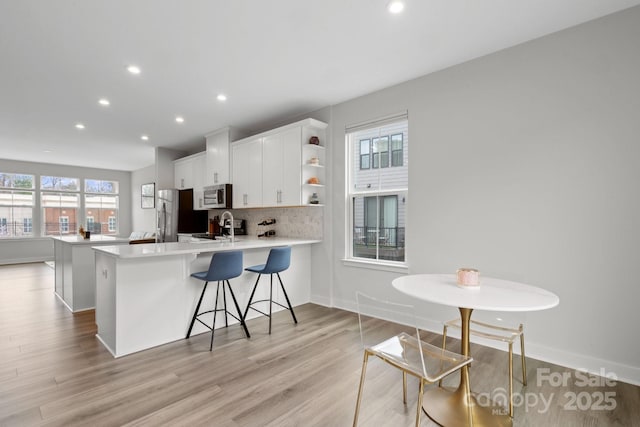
[23,218,32,233]
[359,134,405,169]
[108,216,116,232]
[372,136,389,168]
[347,115,408,264]
[0,173,35,238]
[360,139,371,169]
[391,133,403,166]
[41,176,80,236]
[85,179,119,235]
[86,216,95,231]
[59,216,69,233]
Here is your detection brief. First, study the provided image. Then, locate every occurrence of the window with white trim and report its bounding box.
[41,176,80,236]
[347,114,408,263]
[0,173,35,238]
[85,179,119,235]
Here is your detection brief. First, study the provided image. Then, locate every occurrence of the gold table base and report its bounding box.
[424,307,513,426]
[424,385,512,427]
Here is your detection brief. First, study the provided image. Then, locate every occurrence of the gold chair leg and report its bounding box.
[353,351,370,427]
[415,379,424,427]
[438,325,448,387]
[520,327,527,386]
[402,371,407,404]
[509,341,514,418]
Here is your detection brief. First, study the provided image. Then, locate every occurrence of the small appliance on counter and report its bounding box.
[223,219,247,236]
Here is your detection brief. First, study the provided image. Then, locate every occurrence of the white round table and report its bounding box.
[392,274,559,427]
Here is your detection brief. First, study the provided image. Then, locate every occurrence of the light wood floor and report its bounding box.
[0,263,638,426]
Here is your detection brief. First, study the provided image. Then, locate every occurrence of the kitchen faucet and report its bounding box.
[220,211,234,243]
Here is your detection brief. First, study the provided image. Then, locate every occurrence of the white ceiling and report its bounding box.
[1,0,639,171]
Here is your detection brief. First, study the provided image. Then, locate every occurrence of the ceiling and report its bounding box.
[1,0,639,172]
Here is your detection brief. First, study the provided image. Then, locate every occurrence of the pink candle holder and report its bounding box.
[457,268,479,287]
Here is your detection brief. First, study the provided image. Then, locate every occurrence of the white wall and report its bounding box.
[0,159,132,264]
[322,7,640,384]
[131,165,156,233]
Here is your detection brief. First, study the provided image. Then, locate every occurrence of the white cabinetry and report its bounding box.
[174,152,207,209]
[173,156,194,190]
[232,138,263,208]
[205,127,233,186]
[262,126,302,206]
[231,118,327,208]
[191,153,207,210]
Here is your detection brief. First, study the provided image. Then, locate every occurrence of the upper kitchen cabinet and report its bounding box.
[205,127,245,186]
[231,118,328,208]
[174,152,207,209]
[231,138,263,208]
[174,154,196,189]
[191,153,207,210]
[262,126,302,206]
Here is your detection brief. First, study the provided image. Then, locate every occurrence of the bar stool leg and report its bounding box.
[223,283,228,328]
[210,281,222,351]
[276,272,297,324]
[225,280,251,338]
[269,274,273,334]
[243,274,261,320]
[186,281,209,339]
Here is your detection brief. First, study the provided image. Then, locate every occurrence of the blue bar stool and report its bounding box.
[243,246,297,334]
[186,251,250,350]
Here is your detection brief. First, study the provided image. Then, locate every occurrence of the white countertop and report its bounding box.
[92,237,321,259]
[51,235,131,245]
[392,273,559,312]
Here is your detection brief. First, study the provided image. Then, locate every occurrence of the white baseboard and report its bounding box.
[0,256,51,266]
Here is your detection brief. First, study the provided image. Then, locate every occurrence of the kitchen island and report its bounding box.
[52,235,131,312]
[92,237,319,357]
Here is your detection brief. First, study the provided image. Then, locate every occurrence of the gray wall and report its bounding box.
[322,7,640,384]
[0,158,132,264]
[131,165,156,233]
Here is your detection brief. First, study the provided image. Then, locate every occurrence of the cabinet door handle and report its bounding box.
[180,178,184,188]
[214,172,218,184]
[199,198,203,208]
[243,194,248,205]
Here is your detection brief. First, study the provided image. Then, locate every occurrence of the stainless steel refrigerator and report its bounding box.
[156,189,208,242]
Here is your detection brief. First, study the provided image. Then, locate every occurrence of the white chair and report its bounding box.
[353,292,473,427]
[440,317,526,417]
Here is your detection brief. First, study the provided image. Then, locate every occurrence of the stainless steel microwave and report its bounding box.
[203,184,232,209]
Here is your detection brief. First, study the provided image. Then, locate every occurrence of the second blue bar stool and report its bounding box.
[186,250,250,350]
[243,246,297,334]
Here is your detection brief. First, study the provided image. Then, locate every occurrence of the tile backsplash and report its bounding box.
[208,207,323,240]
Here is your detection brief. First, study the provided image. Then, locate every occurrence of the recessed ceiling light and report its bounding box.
[127,65,141,75]
[217,93,227,102]
[175,116,184,123]
[141,135,149,141]
[75,123,85,129]
[387,1,404,14]
[98,98,110,106]
[43,150,52,153]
